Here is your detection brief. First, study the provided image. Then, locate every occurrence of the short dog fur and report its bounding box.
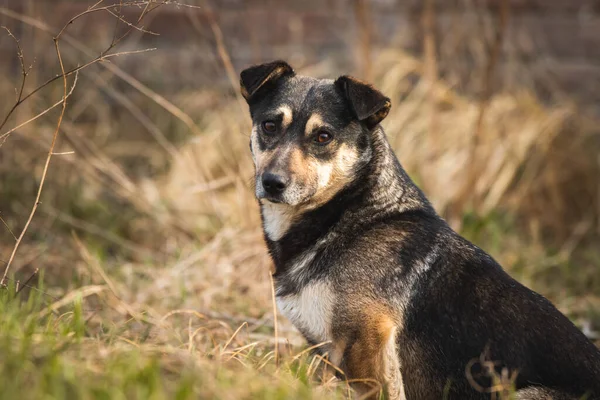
[239,60,600,399]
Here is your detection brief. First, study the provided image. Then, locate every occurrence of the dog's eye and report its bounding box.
[261,121,277,134]
[315,131,333,145]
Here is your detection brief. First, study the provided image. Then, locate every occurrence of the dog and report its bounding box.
[239,60,600,399]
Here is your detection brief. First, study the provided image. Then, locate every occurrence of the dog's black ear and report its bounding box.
[240,60,295,103]
[335,75,391,129]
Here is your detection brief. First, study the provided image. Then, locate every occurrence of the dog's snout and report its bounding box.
[262,172,289,195]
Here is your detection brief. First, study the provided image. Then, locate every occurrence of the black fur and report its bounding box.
[240,60,295,102]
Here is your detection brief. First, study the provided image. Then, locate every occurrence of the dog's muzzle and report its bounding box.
[257,171,289,203]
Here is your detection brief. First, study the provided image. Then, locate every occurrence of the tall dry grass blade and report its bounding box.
[463,0,510,210]
[269,271,280,367]
[38,285,107,318]
[422,0,439,160]
[353,0,373,81]
[222,322,248,354]
[188,5,249,126]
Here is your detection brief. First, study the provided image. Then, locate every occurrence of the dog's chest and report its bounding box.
[276,280,335,343]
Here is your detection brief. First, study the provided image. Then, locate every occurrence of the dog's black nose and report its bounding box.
[262,172,288,195]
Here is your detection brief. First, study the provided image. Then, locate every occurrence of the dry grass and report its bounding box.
[0,1,599,398]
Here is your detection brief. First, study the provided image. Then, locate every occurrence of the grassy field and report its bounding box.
[1,1,599,399]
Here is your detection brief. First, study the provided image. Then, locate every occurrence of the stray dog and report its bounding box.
[239,60,600,399]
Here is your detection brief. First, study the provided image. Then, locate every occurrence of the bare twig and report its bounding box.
[1,276,59,301]
[15,268,39,295]
[0,0,184,285]
[0,26,71,287]
[0,213,17,241]
[0,72,78,147]
[0,26,30,131]
[0,1,201,137]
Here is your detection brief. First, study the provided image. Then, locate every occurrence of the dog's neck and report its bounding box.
[362,126,431,213]
[261,126,434,273]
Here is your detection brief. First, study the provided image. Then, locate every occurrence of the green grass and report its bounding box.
[0,274,351,400]
[1,280,175,400]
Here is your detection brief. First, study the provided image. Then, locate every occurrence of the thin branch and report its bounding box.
[0,32,71,286]
[2,276,59,300]
[0,71,79,147]
[0,1,199,135]
[0,0,201,284]
[104,8,159,36]
[0,26,29,131]
[88,0,106,11]
[137,0,152,22]
[0,213,17,241]
[109,0,123,46]
[15,268,38,295]
[0,46,158,146]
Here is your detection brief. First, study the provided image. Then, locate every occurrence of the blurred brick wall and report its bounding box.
[1,0,599,107]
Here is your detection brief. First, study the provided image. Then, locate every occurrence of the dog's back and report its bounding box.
[395,219,600,398]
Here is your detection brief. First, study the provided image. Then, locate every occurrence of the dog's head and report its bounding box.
[240,60,391,208]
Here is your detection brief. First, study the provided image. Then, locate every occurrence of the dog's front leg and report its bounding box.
[343,316,406,400]
[320,339,346,384]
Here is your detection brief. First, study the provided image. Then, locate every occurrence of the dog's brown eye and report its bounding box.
[262,121,277,134]
[315,131,333,144]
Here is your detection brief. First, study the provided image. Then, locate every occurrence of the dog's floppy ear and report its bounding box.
[335,75,391,129]
[240,60,295,103]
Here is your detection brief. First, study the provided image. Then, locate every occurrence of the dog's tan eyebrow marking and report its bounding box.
[277,105,293,129]
[305,113,324,136]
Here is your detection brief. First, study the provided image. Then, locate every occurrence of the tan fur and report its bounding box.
[250,104,292,171]
[333,306,405,400]
[278,105,293,130]
[240,85,250,100]
[251,113,361,211]
[287,147,308,177]
[304,144,361,209]
[250,126,275,171]
[305,113,325,136]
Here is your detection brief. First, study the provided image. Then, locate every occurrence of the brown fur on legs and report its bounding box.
[341,312,405,400]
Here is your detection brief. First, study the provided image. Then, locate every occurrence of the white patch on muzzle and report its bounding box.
[261,200,296,241]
